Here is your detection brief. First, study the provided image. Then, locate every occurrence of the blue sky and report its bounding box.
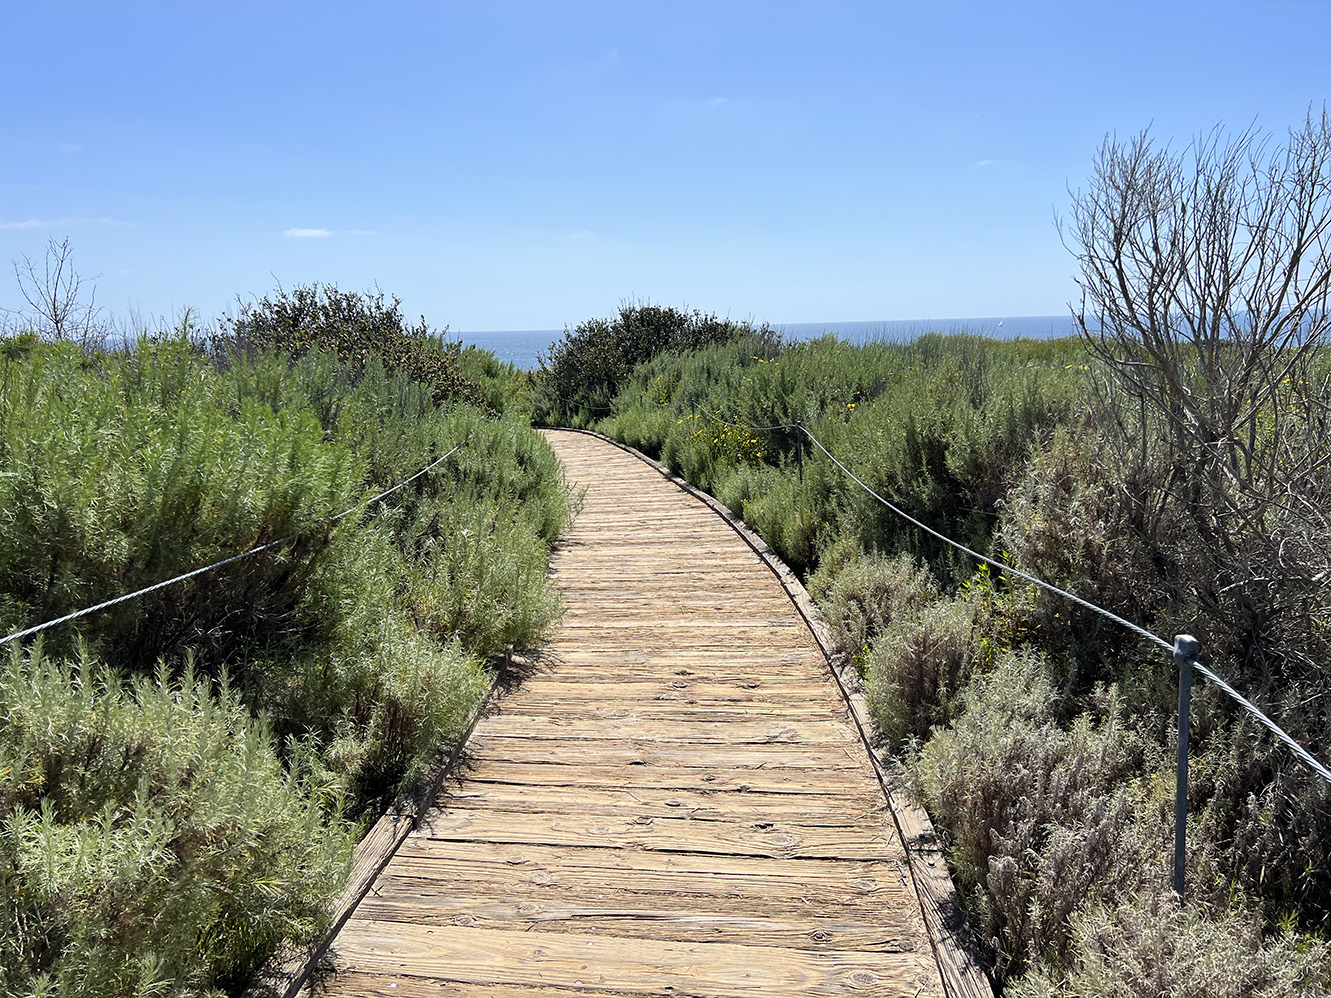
[2,1,1328,332]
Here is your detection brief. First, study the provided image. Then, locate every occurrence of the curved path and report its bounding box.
[316,430,948,997]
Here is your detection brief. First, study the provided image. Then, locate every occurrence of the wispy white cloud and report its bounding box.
[283,228,333,238]
[0,216,126,230]
[660,96,752,116]
[59,142,83,154]
[973,159,998,168]
[570,229,595,242]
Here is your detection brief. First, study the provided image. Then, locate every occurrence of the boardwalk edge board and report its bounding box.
[243,689,496,998]
[559,428,995,998]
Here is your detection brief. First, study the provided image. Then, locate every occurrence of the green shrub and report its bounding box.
[398,498,562,660]
[910,651,1157,981]
[220,283,494,415]
[0,324,572,988]
[532,302,780,427]
[0,646,353,997]
[595,332,1086,580]
[1011,893,1331,998]
[807,549,942,657]
[865,595,978,749]
[992,424,1173,690]
[0,337,363,668]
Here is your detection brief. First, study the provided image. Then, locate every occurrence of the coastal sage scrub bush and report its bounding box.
[0,305,571,993]
[222,283,495,415]
[532,301,780,427]
[0,647,353,996]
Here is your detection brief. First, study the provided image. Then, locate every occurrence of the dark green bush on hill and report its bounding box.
[221,283,497,416]
[531,301,780,427]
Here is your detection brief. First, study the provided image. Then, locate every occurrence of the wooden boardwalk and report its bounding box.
[315,429,949,997]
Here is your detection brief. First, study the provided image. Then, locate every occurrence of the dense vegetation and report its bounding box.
[531,301,779,427]
[0,287,570,996]
[538,327,1331,995]
[9,109,1331,995]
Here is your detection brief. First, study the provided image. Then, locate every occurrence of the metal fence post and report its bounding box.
[1173,633,1201,898]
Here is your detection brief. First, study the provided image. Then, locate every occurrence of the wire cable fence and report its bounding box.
[0,442,463,649]
[687,402,1331,894]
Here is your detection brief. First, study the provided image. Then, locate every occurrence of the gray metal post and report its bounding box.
[1173,633,1201,898]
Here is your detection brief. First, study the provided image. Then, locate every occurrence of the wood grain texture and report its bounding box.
[573,430,995,998]
[312,429,956,998]
[332,921,943,998]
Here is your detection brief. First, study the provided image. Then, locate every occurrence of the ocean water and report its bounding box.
[458,315,1083,372]
[458,329,561,371]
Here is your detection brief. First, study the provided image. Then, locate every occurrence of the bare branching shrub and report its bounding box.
[1065,108,1331,686]
[1011,892,1331,998]
[7,238,107,351]
[865,595,977,748]
[1065,109,1331,926]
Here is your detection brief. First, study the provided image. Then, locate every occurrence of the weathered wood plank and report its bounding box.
[387,838,911,897]
[330,921,944,998]
[456,759,877,795]
[305,974,613,998]
[464,736,864,770]
[435,782,886,824]
[354,894,921,952]
[412,807,898,861]
[508,699,838,720]
[506,676,830,694]
[474,713,860,745]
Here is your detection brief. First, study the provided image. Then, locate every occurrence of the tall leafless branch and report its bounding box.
[1061,107,1331,650]
[8,237,107,351]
